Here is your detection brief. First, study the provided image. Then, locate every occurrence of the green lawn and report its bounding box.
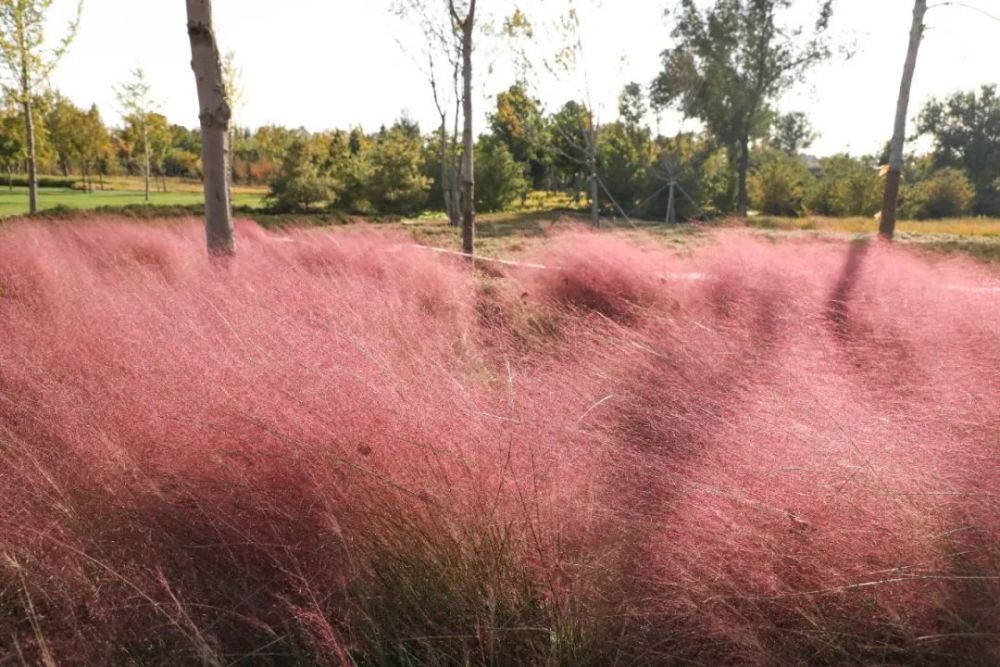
[0,186,266,218]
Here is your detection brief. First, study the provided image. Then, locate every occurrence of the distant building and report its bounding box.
[799,154,822,176]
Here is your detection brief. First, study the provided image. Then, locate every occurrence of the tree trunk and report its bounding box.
[588,121,599,228]
[187,0,235,256]
[737,134,750,217]
[439,115,456,227]
[142,120,150,202]
[7,165,12,192]
[455,0,476,257]
[22,96,37,214]
[880,0,927,240]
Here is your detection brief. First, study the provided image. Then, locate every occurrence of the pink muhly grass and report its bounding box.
[0,220,996,665]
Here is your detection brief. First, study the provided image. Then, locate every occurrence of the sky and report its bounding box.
[37,0,1000,157]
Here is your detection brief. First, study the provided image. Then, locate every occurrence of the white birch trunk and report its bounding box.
[186,0,234,256]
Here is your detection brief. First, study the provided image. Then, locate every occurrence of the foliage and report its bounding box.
[489,82,548,187]
[902,168,975,220]
[652,0,835,212]
[769,111,817,155]
[749,149,812,216]
[917,85,1000,215]
[598,121,653,212]
[267,138,333,212]
[806,154,882,217]
[474,134,528,212]
[365,120,431,215]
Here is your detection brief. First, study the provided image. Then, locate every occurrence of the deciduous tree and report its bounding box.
[880,0,927,238]
[187,0,234,256]
[653,0,835,216]
[116,68,157,202]
[0,0,82,213]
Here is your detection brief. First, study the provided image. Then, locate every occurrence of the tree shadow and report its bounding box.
[825,238,871,339]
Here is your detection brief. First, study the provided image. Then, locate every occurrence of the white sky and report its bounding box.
[36,0,1000,157]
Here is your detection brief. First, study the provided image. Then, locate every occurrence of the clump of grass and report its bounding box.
[0,221,997,665]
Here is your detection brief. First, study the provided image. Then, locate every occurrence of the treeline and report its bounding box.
[0,91,199,192]
[9,82,1000,221]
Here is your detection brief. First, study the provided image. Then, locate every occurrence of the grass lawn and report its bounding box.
[0,178,267,218]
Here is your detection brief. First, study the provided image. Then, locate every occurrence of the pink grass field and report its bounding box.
[0,218,997,665]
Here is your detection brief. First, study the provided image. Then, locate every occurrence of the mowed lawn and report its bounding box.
[0,185,266,218]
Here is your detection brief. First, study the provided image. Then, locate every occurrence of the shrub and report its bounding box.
[364,122,431,215]
[475,136,529,212]
[806,153,883,216]
[903,167,976,219]
[267,138,334,212]
[749,152,812,216]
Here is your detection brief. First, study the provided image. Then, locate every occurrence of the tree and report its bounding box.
[449,0,477,257]
[880,0,927,239]
[366,119,431,215]
[475,135,528,212]
[0,0,82,213]
[806,154,882,217]
[45,92,80,176]
[617,82,647,127]
[902,168,974,220]
[749,149,811,216]
[917,86,1000,216]
[547,100,594,206]
[393,0,462,227]
[71,104,109,192]
[267,138,332,212]
[145,112,171,192]
[116,68,157,202]
[770,111,817,156]
[489,82,548,187]
[0,109,21,189]
[652,0,835,216]
[187,0,234,256]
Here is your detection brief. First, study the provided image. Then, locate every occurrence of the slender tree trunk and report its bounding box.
[438,115,456,226]
[22,96,37,214]
[142,120,150,202]
[588,122,599,228]
[737,134,750,217]
[187,0,235,256]
[7,165,12,192]
[880,0,927,240]
[450,100,461,228]
[453,0,476,257]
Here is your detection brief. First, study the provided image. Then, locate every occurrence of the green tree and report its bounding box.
[617,81,647,127]
[652,0,835,216]
[770,111,816,155]
[366,120,432,215]
[0,109,22,188]
[70,104,109,191]
[145,112,171,192]
[44,92,80,176]
[267,138,332,212]
[917,85,1000,215]
[489,82,548,187]
[806,154,882,217]
[0,0,82,212]
[749,149,812,216]
[475,134,528,213]
[116,68,158,202]
[547,100,593,203]
[902,168,975,220]
[598,121,653,212]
